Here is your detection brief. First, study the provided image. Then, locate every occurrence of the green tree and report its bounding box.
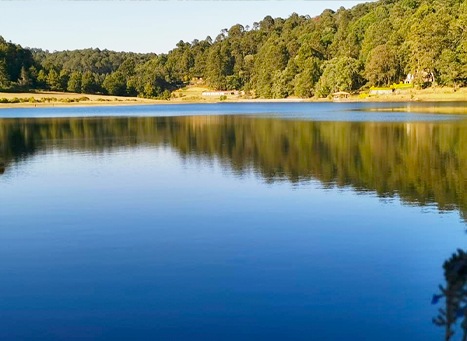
[254,37,289,97]
[0,59,10,88]
[18,66,31,88]
[294,64,321,98]
[437,49,463,88]
[81,71,98,94]
[118,58,136,78]
[37,69,47,89]
[316,57,364,97]
[58,70,69,92]
[407,6,451,82]
[226,74,242,90]
[102,71,126,95]
[365,45,400,86]
[67,71,82,93]
[2,0,467,97]
[206,43,234,90]
[272,59,299,98]
[46,69,60,90]
[28,66,38,88]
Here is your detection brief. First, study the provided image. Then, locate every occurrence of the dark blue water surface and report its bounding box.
[1,102,467,340]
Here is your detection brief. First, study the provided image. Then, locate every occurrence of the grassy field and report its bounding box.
[0,86,236,108]
[358,87,467,102]
[0,86,467,109]
[0,91,166,108]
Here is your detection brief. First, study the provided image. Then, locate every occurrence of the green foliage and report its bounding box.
[67,71,82,93]
[316,57,364,96]
[407,6,452,81]
[226,75,242,90]
[118,58,137,78]
[128,58,172,98]
[1,0,467,98]
[58,70,69,92]
[46,69,60,91]
[18,67,30,89]
[0,59,10,89]
[102,71,126,96]
[294,58,321,98]
[205,43,234,90]
[438,49,464,87]
[0,96,91,104]
[254,37,289,97]
[28,66,39,88]
[81,71,98,94]
[36,69,47,88]
[0,36,33,84]
[365,45,400,86]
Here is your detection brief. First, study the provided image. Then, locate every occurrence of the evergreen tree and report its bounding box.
[0,59,9,89]
[58,70,69,92]
[46,69,60,90]
[316,57,364,96]
[67,71,82,93]
[28,66,38,88]
[102,71,126,95]
[18,67,31,89]
[81,71,98,94]
[1,0,467,98]
[37,69,47,89]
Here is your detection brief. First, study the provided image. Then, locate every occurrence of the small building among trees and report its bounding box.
[404,71,435,84]
[332,92,350,101]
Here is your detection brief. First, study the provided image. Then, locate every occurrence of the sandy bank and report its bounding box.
[0,88,466,109]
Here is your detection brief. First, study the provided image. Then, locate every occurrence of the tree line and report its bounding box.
[1,0,467,98]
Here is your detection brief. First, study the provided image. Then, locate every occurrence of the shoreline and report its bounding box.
[1,98,467,109]
[0,89,467,109]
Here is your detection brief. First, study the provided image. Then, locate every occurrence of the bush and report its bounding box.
[160,90,172,100]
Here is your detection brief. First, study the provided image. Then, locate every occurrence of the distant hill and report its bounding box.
[1,0,466,98]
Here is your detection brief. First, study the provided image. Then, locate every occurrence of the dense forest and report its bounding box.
[1,116,467,220]
[1,0,467,98]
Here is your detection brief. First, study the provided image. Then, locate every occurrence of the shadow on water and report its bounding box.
[1,115,467,221]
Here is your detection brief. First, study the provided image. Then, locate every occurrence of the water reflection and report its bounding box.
[1,116,467,220]
[433,250,467,340]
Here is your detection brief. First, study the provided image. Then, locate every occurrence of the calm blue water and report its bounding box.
[1,103,467,340]
[1,102,466,121]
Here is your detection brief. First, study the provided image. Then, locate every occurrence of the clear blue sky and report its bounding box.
[0,1,369,54]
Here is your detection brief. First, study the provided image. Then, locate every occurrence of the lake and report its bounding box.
[1,102,467,340]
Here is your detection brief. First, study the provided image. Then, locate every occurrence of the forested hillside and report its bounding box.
[1,0,466,98]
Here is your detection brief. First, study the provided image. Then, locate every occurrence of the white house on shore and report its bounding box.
[404,71,435,84]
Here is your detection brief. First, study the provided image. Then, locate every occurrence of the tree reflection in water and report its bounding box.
[2,116,467,338]
[1,116,467,220]
[433,250,467,341]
